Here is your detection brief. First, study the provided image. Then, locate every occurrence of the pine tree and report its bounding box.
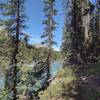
[62,0,85,66]
[41,0,57,79]
[92,0,100,62]
[62,0,96,65]
[95,0,100,34]
[0,0,26,99]
[81,0,93,63]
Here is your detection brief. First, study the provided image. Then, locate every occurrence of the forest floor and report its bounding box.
[39,64,100,100]
[72,64,100,100]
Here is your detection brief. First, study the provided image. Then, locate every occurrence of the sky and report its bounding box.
[0,0,96,51]
[24,0,63,51]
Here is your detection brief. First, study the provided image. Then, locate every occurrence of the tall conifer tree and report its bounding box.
[0,0,26,99]
[41,0,57,79]
[62,0,85,66]
[62,0,95,65]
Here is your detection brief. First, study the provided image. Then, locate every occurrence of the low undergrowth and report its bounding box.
[39,67,77,100]
[86,64,100,76]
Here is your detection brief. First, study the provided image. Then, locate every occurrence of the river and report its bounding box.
[0,60,62,89]
[51,60,62,76]
[0,73,5,89]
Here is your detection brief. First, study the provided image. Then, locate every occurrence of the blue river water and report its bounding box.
[0,60,62,89]
[51,60,62,76]
[0,73,5,89]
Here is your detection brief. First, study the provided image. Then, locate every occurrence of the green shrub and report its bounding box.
[0,89,12,100]
[86,64,100,75]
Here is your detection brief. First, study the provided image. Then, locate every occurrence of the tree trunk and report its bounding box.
[12,0,20,99]
[47,51,51,80]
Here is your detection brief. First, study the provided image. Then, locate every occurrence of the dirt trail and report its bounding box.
[72,65,100,100]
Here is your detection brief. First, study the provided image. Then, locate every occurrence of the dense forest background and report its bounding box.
[0,0,100,100]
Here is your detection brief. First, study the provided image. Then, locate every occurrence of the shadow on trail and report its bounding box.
[69,64,100,100]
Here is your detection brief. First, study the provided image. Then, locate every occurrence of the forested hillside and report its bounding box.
[0,30,61,69]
